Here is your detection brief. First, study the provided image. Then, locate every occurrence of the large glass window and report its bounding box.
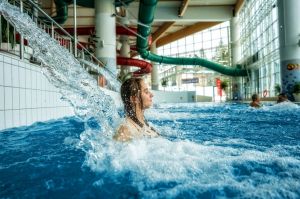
[239,0,279,97]
[157,22,231,95]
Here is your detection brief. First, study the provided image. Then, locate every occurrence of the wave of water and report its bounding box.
[76,103,300,198]
[1,103,300,198]
[78,59,121,92]
[0,0,120,135]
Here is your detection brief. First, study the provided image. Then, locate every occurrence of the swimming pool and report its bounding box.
[1,102,300,198]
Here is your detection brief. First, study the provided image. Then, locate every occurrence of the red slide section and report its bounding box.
[115,27,152,75]
[55,26,151,41]
[117,57,152,75]
[57,27,137,36]
[57,27,152,47]
[55,26,153,75]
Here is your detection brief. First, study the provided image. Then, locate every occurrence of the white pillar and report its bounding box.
[278,0,300,94]
[119,35,130,75]
[95,0,117,75]
[230,16,242,100]
[230,16,241,65]
[150,42,159,90]
[119,15,130,76]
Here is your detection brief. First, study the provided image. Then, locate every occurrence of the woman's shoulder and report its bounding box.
[114,117,141,141]
[113,123,132,142]
[250,101,262,108]
[114,117,159,141]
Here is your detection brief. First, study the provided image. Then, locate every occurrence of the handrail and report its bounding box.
[25,0,106,68]
[1,0,122,88]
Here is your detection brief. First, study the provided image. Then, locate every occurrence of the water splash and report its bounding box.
[1,101,300,198]
[81,103,300,198]
[78,59,121,92]
[82,136,300,199]
[0,0,120,135]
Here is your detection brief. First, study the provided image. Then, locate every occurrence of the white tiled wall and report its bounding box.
[0,52,74,130]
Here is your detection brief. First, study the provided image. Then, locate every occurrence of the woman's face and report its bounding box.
[140,80,153,109]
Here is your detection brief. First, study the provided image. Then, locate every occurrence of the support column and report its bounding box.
[119,15,130,78]
[150,42,159,90]
[230,16,242,100]
[278,0,300,95]
[230,16,241,66]
[95,0,117,75]
[119,35,130,77]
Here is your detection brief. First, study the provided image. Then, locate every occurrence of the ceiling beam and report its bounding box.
[234,0,244,16]
[156,22,221,47]
[178,0,190,17]
[152,22,175,43]
[127,6,233,22]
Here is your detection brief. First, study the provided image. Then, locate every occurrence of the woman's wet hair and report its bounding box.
[120,78,158,134]
[120,78,144,127]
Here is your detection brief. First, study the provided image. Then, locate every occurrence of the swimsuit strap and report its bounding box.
[144,120,160,135]
[129,115,144,128]
[129,116,159,136]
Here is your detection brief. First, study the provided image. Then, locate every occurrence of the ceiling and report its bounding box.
[41,0,244,50]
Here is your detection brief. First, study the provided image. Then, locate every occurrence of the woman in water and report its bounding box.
[277,93,289,103]
[250,93,262,108]
[114,78,159,141]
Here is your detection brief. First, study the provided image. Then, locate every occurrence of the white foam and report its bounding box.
[77,133,300,198]
[264,101,300,111]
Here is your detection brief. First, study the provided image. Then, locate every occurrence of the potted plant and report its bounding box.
[293,82,300,102]
[220,80,228,91]
[161,78,168,91]
[220,80,229,101]
[274,84,281,95]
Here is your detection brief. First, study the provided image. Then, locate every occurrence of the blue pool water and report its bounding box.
[1,102,300,199]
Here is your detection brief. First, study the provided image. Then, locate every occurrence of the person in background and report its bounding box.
[277,93,289,103]
[114,78,159,142]
[250,94,262,108]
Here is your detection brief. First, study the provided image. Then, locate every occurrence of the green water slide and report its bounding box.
[53,0,247,76]
[136,0,247,77]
